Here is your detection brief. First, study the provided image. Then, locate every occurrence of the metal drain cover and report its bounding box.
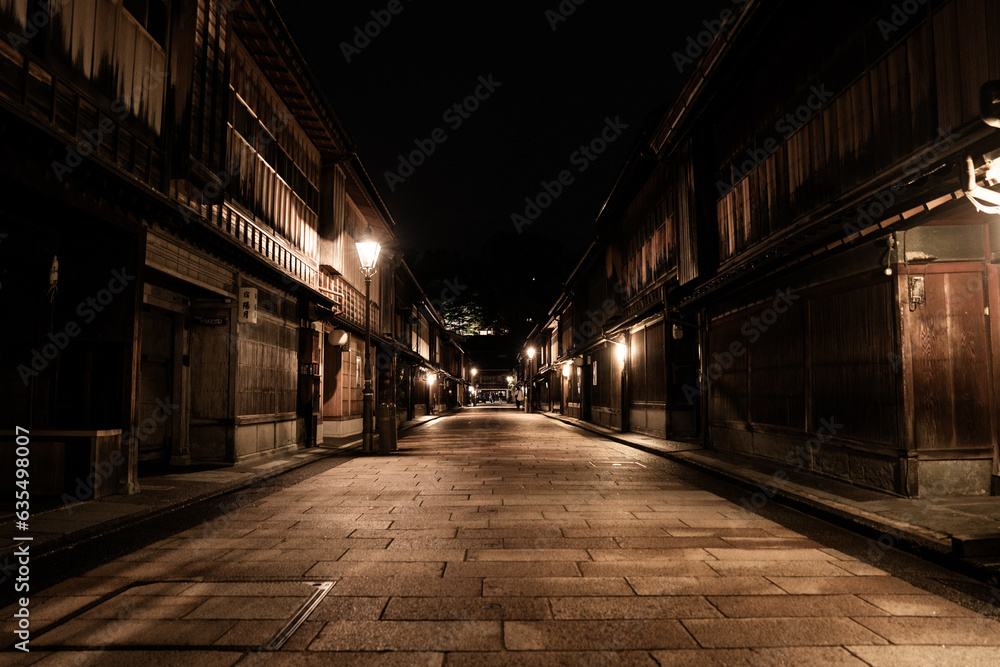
[29,580,334,651]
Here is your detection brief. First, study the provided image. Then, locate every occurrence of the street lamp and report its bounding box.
[427,373,436,415]
[355,226,381,454]
[525,348,536,413]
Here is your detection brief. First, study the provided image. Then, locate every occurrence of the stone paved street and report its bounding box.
[6,410,1000,665]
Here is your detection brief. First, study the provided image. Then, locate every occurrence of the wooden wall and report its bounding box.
[229,35,319,258]
[708,277,898,446]
[714,0,997,265]
[590,343,622,414]
[621,164,675,301]
[904,265,992,452]
[237,316,297,417]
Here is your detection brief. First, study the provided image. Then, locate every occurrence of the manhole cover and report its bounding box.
[28,580,333,651]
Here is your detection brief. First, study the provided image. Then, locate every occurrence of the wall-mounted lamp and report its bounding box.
[616,342,627,364]
[881,236,896,276]
[427,373,436,386]
[562,362,572,378]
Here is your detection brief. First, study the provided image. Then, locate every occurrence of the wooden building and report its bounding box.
[525,0,1000,497]
[392,261,471,420]
[0,0,466,499]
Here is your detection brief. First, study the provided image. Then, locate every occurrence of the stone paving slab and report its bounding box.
[8,410,1000,663]
[649,647,869,665]
[32,652,244,666]
[382,597,552,621]
[504,619,697,651]
[309,620,502,651]
[845,645,1000,666]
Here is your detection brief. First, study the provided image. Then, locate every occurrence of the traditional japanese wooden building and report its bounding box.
[526,0,1000,497]
[0,0,466,499]
[391,261,471,420]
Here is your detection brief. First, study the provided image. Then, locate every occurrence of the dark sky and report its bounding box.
[273,0,737,263]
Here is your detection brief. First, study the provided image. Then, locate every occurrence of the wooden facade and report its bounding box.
[0,0,468,499]
[525,0,1000,497]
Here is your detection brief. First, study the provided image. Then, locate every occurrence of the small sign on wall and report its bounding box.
[240,287,258,323]
[194,316,228,327]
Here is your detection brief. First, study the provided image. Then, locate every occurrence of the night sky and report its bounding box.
[273,0,739,267]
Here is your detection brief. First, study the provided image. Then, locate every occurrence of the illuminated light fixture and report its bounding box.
[882,236,896,277]
[427,373,436,385]
[355,226,382,455]
[616,342,627,364]
[355,226,381,271]
[562,362,572,378]
[963,155,1000,214]
[527,347,536,360]
[471,368,478,377]
[506,376,513,383]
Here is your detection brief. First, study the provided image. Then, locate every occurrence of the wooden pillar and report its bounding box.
[122,226,147,494]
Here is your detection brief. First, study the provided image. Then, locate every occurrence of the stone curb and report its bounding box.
[537,411,1000,585]
[3,410,464,563]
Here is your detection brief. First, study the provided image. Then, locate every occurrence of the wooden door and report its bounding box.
[138,309,174,464]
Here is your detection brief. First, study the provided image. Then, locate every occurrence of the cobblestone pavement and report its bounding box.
[5,410,1000,665]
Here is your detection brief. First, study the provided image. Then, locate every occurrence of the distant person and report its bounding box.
[514,386,524,409]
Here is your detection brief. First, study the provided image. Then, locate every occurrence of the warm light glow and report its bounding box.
[427,373,436,385]
[355,226,382,270]
[506,376,513,384]
[527,347,536,360]
[616,343,627,364]
[471,368,478,377]
[562,363,572,378]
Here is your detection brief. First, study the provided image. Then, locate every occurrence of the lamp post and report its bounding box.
[355,226,381,454]
[471,368,477,405]
[526,347,535,413]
